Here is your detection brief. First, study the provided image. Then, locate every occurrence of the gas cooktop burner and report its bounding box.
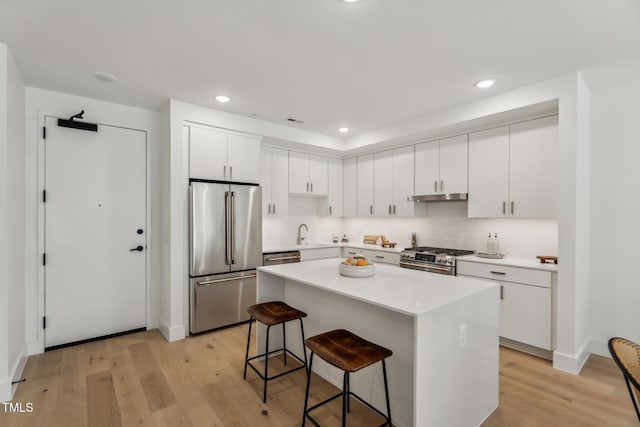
[400,246,475,275]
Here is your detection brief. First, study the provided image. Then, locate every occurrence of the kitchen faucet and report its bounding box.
[297,223,309,245]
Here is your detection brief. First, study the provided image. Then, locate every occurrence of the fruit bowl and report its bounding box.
[338,254,376,277]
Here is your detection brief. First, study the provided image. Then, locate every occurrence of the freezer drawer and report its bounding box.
[190,271,256,333]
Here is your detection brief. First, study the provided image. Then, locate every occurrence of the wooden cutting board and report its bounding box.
[363,235,379,244]
[536,255,558,264]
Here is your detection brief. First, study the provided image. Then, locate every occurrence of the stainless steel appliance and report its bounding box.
[263,250,301,266]
[399,246,475,275]
[189,181,262,333]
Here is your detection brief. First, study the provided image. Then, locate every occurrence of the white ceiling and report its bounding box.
[1,0,639,140]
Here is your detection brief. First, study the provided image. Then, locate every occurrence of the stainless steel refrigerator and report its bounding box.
[189,181,262,333]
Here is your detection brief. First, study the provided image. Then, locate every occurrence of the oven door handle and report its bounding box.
[400,261,452,274]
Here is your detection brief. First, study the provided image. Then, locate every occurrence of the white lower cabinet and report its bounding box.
[499,281,551,350]
[342,247,401,265]
[457,260,552,350]
[300,247,341,261]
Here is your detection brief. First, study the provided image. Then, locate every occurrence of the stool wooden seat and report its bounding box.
[302,329,392,427]
[247,301,307,326]
[243,301,307,403]
[305,329,393,373]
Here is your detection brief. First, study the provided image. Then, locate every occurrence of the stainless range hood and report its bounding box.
[410,193,468,202]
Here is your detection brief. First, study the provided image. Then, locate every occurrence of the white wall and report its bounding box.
[585,62,640,356]
[0,43,27,402]
[0,44,8,401]
[24,88,161,353]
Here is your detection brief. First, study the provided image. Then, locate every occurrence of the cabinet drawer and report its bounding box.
[342,248,400,265]
[300,247,341,261]
[457,261,551,288]
[362,250,400,265]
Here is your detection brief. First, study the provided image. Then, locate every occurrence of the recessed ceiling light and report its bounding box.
[338,127,350,133]
[342,0,360,3]
[475,79,496,89]
[215,95,231,103]
[94,72,118,83]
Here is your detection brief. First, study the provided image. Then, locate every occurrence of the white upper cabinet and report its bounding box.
[509,116,558,218]
[374,146,414,217]
[189,126,228,180]
[393,146,415,217]
[326,158,343,217]
[415,134,468,195]
[414,140,439,194]
[439,135,469,194]
[357,154,375,216]
[289,151,328,196]
[374,150,393,216]
[468,115,558,218]
[261,147,289,217]
[342,157,357,217]
[309,154,329,195]
[227,133,262,183]
[189,125,261,183]
[468,126,510,217]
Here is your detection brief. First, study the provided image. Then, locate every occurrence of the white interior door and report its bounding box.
[44,116,147,348]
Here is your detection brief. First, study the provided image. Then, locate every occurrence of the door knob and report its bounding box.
[130,245,144,252]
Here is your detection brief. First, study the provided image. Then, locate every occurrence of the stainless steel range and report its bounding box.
[399,246,475,275]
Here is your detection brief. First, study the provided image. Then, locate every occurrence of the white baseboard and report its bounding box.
[553,339,590,374]
[0,341,28,402]
[27,338,43,356]
[159,321,185,342]
[146,316,160,331]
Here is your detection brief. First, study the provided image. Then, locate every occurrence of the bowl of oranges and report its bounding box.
[339,254,376,278]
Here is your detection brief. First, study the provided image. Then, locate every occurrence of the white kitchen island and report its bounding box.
[256,258,499,427]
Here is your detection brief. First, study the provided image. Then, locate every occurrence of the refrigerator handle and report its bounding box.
[230,191,236,264]
[224,191,231,265]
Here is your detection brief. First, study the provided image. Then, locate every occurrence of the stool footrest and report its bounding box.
[246,348,307,381]
[305,389,391,427]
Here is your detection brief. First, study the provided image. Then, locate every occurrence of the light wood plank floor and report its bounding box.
[0,325,637,426]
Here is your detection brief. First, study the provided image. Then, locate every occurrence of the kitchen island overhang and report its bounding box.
[256,258,499,427]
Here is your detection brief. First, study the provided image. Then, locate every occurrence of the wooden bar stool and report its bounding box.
[243,301,308,403]
[302,329,392,427]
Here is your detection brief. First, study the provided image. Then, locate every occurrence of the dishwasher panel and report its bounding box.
[262,250,301,265]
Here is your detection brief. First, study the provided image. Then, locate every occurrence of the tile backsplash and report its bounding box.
[263,201,557,260]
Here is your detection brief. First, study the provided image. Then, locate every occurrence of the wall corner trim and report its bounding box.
[552,340,591,374]
[159,321,185,342]
[0,341,28,402]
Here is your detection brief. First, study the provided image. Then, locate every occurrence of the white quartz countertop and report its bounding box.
[258,258,497,317]
[457,255,558,272]
[263,242,403,254]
